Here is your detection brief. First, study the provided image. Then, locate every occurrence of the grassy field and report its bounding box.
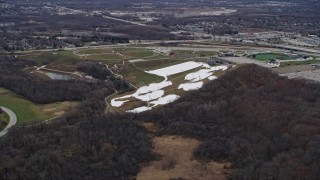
[137,135,229,180]
[171,50,218,57]
[120,63,164,87]
[76,48,155,62]
[0,88,78,124]
[21,51,80,65]
[254,53,291,61]
[134,59,185,71]
[280,59,320,67]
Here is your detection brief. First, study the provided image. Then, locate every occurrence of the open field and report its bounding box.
[282,69,320,82]
[120,63,164,86]
[76,47,155,62]
[137,135,230,180]
[171,50,218,57]
[280,59,320,67]
[0,88,78,124]
[133,59,185,71]
[254,53,291,61]
[22,51,80,65]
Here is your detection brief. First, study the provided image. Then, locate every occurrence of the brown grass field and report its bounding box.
[137,135,230,180]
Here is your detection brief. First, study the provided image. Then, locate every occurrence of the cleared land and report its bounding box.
[76,48,155,62]
[120,63,164,86]
[171,50,218,57]
[110,61,229,113]
[134,59,185,71]
[282,69,320,82]
[137,135,230,180]
[0,88,78,124]
[280,59,320,67]
[22,51,80,65]
[273,65,316,74]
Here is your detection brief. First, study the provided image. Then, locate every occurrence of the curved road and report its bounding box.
[0,107,17,137]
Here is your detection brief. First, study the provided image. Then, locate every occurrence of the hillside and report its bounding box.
[142,64,320,179]
[0,64,320,179]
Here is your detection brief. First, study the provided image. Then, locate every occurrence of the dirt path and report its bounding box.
[105,89,118,113]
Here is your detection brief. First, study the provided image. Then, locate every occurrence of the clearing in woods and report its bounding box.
[0,88,78,124]
[137,131,230,180]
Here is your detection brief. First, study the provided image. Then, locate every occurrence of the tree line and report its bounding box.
[0,58,122,104]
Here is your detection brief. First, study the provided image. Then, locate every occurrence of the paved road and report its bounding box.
[0,107,17,137]
[102,15,146,27]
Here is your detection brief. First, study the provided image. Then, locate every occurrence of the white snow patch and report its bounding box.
[135,81,172,94]
[135,90,164,101]
[112,63,228,107]
[200,63,211,68]
[210,65,228,71]
[126,106,152,113]
[208,76,218,80]
[146,61,203,77]
[185,69,213,82]
[150,94,180,106]
[111,80,172,107]
[183,65,228,82]
[111,99,128,107]
[178,82,204,91]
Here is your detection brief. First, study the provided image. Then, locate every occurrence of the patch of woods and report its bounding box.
[76,61,130,91]
[0,58,111,104]
[0,58,129,104]
[142,64,320,179]
[0,112,154,179]
[0,63,320,179]
[0,57,153,179]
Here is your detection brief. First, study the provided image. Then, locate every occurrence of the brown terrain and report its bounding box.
[137,124,230,180]
[273,64,315,74]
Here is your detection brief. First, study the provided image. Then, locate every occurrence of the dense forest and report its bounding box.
[0,64,320,179]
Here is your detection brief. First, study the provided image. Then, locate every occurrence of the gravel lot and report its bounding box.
[222,57,277,68]
[281,70,320,82]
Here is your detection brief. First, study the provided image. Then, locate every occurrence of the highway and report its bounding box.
[0,106,17,137]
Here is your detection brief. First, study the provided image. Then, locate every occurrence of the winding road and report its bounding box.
[0,106,17,137]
